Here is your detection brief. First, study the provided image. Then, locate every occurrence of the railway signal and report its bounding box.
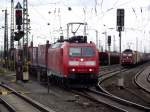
[14,2,24,41]
[107,35,111,65]
[14,31,24,41]
[108,35,111,46]
[116,8,125,88]
[15,2,23,27]
[117,9,124,31]
[15,9,22,26]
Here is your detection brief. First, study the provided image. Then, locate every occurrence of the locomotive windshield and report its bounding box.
[123,49,132,53]
[69,47,95,57]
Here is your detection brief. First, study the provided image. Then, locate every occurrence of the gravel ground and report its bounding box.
[100,63,150,107]
[0,70,116,112]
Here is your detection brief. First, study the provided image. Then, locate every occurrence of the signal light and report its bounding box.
[108,35,111,46]
[117,9,124,32]
[117,9,124,26]
[16,10,22,25]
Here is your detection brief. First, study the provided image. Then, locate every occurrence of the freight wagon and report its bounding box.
[99,51,120,65]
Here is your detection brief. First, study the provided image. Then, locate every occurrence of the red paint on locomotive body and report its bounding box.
[47,41,99,85]
[121,49,150,67]
[121,49,136,66]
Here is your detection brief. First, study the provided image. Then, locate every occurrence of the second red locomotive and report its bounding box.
[121,49,149,67]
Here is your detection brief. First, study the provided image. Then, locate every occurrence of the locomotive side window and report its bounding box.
[69,48,81,57]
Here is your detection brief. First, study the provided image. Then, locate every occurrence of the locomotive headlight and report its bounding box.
[85,61,96,66]
[69,61,79,66]
[89,69,93,71]
[80,58,84,62]
[71,68,75,72]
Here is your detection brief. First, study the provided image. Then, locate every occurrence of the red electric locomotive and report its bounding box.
[121,49,136,66]
[28,22,99,87]
[47,36,99,87]
[121,49,146,67]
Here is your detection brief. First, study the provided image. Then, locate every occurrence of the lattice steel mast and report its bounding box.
[10,0,14,49]
[22,0,30,77]
[23,0,29,47]
[4,9,8,68]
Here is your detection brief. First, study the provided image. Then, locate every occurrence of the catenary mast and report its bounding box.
[10,0,14,49]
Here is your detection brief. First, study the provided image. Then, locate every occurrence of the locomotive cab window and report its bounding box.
[69,47,95,57]
[69,48,81,57]
[82,47,95,57]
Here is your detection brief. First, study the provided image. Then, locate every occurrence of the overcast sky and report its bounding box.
[0,0,150,52]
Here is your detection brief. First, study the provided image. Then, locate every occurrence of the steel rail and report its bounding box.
[0,97,16,112]
[0,83,55,112]
[134,67,150,94]
[71,89,127,112]
[97,66,150,112]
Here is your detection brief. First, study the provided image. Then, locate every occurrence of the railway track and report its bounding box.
[97,67,150,111]
[100,64,122,75]
[71,89,126,112]
[2,64,148,112]
[0,97,15,112]
[96,63,150,111]
[134,66,150,94]
[147,73,150,83]
[69,67,150,112]
[0,83,55,112]
[101,64,120,71]
[71,87,150,112]
[88,88,150,112]
[99,67,127,82]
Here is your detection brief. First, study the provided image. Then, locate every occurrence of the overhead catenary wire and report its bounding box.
[5,0,150,48]
[28,0,150,35]
[112,0,120,8]
[28,3,49,21]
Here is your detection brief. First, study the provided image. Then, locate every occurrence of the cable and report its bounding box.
[100,0,103,12]
[132,8,137,18]
[112,0,120,8]
[95,0,137,24]
[28,3,49,21]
